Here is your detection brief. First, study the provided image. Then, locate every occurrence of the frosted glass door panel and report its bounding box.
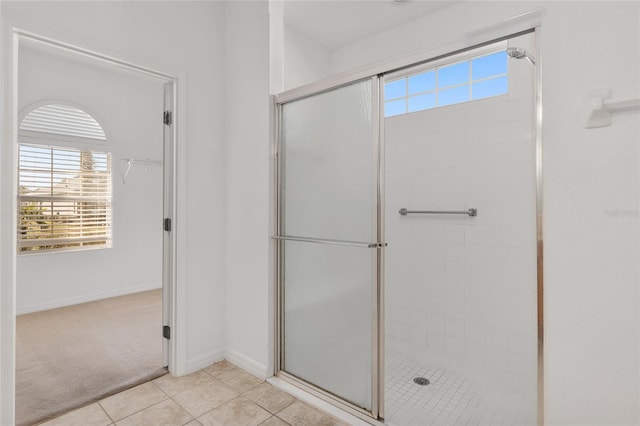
[279,78,378,413]
[281,79,375,242]
[283,241,373,410]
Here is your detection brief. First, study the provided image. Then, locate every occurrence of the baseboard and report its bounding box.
[180,348,268,379]
[225,348,269,379]
[16,283,162,315]
[184,349,225,375]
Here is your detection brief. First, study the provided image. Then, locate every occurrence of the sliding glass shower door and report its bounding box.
[275,78,381,416]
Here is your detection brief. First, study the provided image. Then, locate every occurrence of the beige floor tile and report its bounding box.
[259,416,291,426]
[99,381,167,421]
[37,403,112,426]
[216,368,263,393]
[277,401,349,426]
[153,370,215,396]
[197,397,271,426]
[243,382,296,414]
[173,379,239,418]
[203,360,237,377]
[115,399,192,426]
[185,421,202,426]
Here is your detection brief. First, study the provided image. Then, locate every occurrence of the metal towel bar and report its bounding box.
[399,208,477,217]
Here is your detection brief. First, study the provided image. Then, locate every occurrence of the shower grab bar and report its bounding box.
[399,208,478,217]
[272,235,380,248]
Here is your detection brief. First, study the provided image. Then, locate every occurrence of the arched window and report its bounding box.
[18,103,112,253]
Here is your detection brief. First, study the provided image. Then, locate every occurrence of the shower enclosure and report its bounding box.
[274,30,540,426]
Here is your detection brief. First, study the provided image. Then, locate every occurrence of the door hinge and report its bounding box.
[163,110,172,126]
[163,325,171,340]
[164,217,172,232]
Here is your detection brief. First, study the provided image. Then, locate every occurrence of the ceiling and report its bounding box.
[283,0,457,51]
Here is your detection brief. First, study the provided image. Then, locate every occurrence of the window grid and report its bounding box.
[384,51,508,118]
[18,144,112,253]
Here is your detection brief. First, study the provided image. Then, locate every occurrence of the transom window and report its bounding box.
[18,103,112,254]
[384,50,508,117]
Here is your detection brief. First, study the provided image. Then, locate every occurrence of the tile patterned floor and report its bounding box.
[384,348,536,426]
[37,360,349,426]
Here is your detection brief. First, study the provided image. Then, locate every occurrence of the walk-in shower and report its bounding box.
[382,32,538,426]
[273,30,541,426]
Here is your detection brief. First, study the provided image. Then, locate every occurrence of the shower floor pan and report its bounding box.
[384,346,536,426]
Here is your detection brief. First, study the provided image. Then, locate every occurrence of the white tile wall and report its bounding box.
[385,34,538,425]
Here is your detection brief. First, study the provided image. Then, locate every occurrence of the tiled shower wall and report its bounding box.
[384,36,538,396]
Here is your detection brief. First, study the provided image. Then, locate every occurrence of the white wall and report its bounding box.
[0,1,14,423]
[1,1,228,388]
[278,1,640,424]
[283,23,331,91]
[16,44,164,314]
[541,4,639,424]
[223,0,272,378]
[329,2,536,76]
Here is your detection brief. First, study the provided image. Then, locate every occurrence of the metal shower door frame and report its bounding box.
[273,26,543,425]
[273,75,386,422]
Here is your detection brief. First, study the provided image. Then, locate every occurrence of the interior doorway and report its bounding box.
[13,33,177,425]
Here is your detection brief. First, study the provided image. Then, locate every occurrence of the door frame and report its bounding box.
[272,25,543,425]
[0,28,184,425]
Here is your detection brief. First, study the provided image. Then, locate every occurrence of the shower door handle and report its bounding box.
[399,208,478,217]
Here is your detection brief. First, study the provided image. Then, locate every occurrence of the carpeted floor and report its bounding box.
[16,289,167,426]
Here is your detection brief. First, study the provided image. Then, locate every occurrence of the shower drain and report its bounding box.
[413,377,430,386]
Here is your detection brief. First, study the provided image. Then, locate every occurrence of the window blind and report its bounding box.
[20,104,107,140]
[18,144,112,252]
